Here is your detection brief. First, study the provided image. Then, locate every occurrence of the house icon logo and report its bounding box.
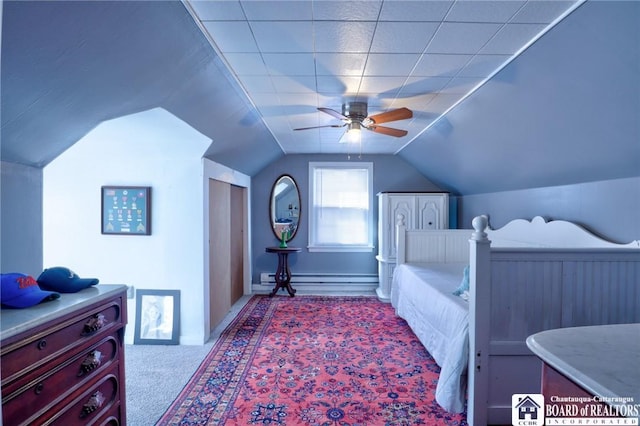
[512,394,544,426]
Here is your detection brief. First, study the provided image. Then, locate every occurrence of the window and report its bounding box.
[308,162,374,252]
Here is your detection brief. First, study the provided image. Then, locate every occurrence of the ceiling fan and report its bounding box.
[294,102,413,140]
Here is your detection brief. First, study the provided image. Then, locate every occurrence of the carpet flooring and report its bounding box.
[157,295,467,425]
[126,295,252,425]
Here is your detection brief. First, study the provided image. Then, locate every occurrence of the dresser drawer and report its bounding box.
[15,364,124,426]
[51,371,120,426]
[2,335,120,423]
[1,299,123,384]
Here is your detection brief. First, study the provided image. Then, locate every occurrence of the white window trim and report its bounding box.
[307,161,374,253]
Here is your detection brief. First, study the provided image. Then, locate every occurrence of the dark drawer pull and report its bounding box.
[78,350,103,376]
[37,339,47,350]
[81,391,105,418]
[82,314,107,335]
[34,382,44,395]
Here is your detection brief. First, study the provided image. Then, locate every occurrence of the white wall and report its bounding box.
[43,108,211,344]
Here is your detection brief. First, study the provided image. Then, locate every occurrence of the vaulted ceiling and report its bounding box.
[2,1,638,194]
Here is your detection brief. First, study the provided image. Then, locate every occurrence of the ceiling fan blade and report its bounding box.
[318,107,349,121]
[366,107,413,125]
[365,125,408,138]
[294,124,346,131]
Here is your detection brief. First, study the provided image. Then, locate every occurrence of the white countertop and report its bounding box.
[526,323,640,404]
[1,284,127,341]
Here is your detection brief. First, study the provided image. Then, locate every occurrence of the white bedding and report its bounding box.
[391,262,469,413]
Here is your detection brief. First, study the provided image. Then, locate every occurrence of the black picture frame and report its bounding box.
[133,289,180,345]
[101,186,151,235]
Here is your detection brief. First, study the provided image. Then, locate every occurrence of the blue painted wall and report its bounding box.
[251,154,445,283]
[459,177,640,244]
[0,162,43,275]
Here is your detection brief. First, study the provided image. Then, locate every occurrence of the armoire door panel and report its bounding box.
[416,198,442,229]
[388,197,415,258]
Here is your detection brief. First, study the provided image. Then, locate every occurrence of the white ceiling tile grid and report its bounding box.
[186,0,584,155]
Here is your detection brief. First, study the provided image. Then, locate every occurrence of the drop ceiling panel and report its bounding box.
[427,23,503,54]
[378,1,451,21]
[445,1,526,22]
[316,75,361,94]
[314,21,376,53]
[272,75,317,94]
[412,54,473,77]
[262,53,315,76]
[369,22,440,53]
[313,1,382,21]
[363,54,421,77]
[315,53,367,76]
[359,76,407,94]
[251,21,314,52]
[241,1,312,21]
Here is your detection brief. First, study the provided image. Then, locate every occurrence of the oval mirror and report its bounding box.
[270,174,301,242]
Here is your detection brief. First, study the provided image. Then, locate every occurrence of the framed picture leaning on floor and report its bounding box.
[133,289,180,345]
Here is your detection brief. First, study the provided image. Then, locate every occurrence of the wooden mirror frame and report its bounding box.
[269,174,301,242]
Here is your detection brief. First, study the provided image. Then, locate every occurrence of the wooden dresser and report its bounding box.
[1,285,127,425]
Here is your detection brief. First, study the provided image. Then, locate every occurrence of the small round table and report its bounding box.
[265,247,301,297]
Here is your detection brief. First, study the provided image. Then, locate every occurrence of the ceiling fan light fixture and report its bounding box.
[340,122,362,144]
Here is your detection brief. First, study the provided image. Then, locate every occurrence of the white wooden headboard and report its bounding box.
[477,215,640,248]
[397,215,639,267]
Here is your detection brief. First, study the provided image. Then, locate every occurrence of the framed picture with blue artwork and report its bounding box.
[101,186,151,235]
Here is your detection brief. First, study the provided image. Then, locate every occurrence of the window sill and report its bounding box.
[307,245,375,253]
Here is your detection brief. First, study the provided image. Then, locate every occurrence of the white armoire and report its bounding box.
[376,192,449,302]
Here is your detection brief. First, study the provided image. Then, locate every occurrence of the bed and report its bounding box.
[391,215,640,425]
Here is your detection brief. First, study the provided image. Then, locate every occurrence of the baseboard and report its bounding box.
[254,273,378,296]
[259,272,378,284]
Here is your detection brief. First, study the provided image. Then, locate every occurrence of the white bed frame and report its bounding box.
[396,215,640,425]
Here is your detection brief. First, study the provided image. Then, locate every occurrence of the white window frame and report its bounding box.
[307,161,374,253]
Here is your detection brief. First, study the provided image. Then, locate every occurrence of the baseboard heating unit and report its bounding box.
[255,273,378,295]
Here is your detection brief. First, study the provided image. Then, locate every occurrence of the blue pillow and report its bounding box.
[453,265,470,296]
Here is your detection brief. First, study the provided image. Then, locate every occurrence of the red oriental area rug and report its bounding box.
[158,295,467,425]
